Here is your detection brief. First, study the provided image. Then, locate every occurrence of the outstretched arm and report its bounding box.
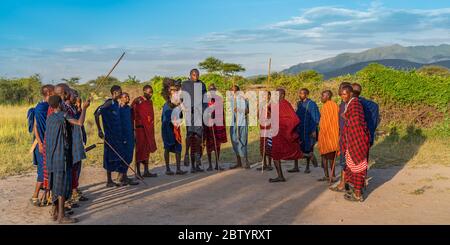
[68,100,90,126]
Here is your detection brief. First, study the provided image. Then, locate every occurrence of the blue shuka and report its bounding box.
[229,96,249,158]
[162,103,182,153]
[359,97,380,146]
[296,99,320,154]
[96,99,124,173]
[28,101,48,182]
[45,111,73,202]
[119,105,134,173]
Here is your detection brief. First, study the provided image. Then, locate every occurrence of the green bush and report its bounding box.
[356,64,450,111]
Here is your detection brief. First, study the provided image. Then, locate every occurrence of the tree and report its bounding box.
[123,75,141,86]
[61,77,81,87]
[221,63,246,76]
[199,57,223,73]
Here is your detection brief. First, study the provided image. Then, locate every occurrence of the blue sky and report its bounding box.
[1,0,450,82]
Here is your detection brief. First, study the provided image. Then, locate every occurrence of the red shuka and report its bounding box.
[132,96,157,162]
[271,99,303,161]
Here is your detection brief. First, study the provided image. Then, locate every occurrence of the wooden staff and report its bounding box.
[92,52,126,96]
[261,58,271,173]
[92,52,146,186]
[211,114,220,171]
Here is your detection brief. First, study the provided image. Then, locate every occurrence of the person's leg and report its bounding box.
[194,136,204,172]
[106,171,117,187]
[269,160,286,182]
[288,159,300,173]
[136,161,142,178]
[57,196,78,224]
[305,154,311,174]
[32,182,42,199]
[175,153,187,175]
[207,151,213,171]
[184,137,191,167]
[164,149,174,175]
[143,160,158,177]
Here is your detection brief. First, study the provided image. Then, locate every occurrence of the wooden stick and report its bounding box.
[92,52,126,96]
[261,58,271,173]
[103,139,147,185]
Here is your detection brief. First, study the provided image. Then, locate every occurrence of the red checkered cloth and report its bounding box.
[260,137,272,157]
[345,167,367,191]
[340,97,370,166]
[188,134,203,157]
[204,99,227,154]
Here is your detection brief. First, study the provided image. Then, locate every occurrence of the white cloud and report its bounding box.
[2,2,450,80]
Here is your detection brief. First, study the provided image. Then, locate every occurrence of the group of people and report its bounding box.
[28,83,90,224]
[257,82,379,204]
[28,68,379,224]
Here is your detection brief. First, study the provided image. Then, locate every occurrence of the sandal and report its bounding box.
[344,192,364,202]
[58,217,79,224]
[329,186,346,193]
[176,170,187,175]
[143,172,158,178]
[287,168,300,173]
[30,198,41,207]
[269,177,286,183]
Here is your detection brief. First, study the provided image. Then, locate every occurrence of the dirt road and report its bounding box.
[1,162,449,224]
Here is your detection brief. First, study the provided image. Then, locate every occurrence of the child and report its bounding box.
[46,95,89,224]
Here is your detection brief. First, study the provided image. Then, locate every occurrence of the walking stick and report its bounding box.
[211,124,220,171]
[261,58,271,173]
[103,139,147,185]
[91,52,146,185]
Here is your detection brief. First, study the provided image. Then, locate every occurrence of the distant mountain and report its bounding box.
[282,44,450,75]
[322,59,450,79]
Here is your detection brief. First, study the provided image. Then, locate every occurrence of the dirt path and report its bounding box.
[1,162,449,225]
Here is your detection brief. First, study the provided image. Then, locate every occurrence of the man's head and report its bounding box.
[352,83,362,97]
[120,92,130,105]
[276,88,286,101]
[55,83,70,100]
[208,83,217,91]
[299,88,309,101]
[143,85,153,100]
[231,84,240,93]
[190,69,200,82]
[41,84,55,100]
[110,85,122,100]
[340,85,353,103]
[339,82,352,96]
[321,90,333,104]
[48,95,62,110]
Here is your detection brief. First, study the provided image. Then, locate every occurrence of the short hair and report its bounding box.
[339,82,352,90]
[231,85,240,91]
[300,88,310,95]
[41,84,54,96]
[121,92,130,98]
[55,83,70,93]
[352,83,362,97]
[190,68,200,75]
[208,83,217,91]
[110,85,122,94]
[48,95,62,109]
[322,90,333,98]
[143,85,152,91]
[277,88,286,97]
[341,85,353,94]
